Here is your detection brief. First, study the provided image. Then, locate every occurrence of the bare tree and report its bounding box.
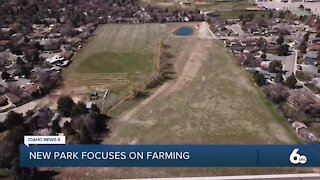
[263,84,289,104]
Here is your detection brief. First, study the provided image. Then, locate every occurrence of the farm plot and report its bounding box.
[141,0,177,9]
[64,23,183,93]
[64,73,129,86]
[195,1,252,11]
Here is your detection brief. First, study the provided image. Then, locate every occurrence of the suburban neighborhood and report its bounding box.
[208,3,320,144]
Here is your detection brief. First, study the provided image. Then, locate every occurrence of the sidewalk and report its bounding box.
[123,173,320,180]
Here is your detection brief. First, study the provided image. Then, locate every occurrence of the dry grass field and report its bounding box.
[55,23,305,179]
[106,40,299,145]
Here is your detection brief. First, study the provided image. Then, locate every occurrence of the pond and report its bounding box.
[174,26,194,36]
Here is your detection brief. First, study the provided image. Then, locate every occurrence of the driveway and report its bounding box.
[226,24,246,37]
[266,52,295,79]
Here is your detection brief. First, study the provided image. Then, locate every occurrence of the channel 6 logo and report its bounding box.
[289,149,307,165]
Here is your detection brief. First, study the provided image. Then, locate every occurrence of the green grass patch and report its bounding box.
[219,10,271,19]
[196,1,252,11]
[63,23,187,96]
[77,52,154,81]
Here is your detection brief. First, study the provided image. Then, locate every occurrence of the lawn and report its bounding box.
[219,10,271,19]
[107,39,299,145]
[77,52,154,81]
[64,23,182,93]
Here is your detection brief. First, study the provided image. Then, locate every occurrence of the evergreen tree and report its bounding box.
[57,96,75,117]
[274,73,284,83]
[253,72,266,86]
[286,74,297,89]
[4,111,24,130]
[80,125,93,144]
[71,102,87,117]
[51,120,61,134]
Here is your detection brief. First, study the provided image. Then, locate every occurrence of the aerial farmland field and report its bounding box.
[64,23,182,94]
[57,23,304,179]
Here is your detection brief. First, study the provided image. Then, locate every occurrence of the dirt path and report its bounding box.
[105,23,215,142]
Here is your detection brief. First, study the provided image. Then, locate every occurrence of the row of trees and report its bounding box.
[0,111,37,179]
[254,72,297,88]
[57,96,107,144]
[0,95,108,179]
[129,42,175,99]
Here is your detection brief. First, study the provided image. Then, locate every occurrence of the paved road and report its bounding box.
[0,101,38,122]
[124,173,320,180]
[283,50,296,79]
[266,52,295,79]
[226,24,246,37]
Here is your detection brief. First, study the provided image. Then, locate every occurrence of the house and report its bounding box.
[32,24,46,30]
[45,54,65,64]
[24,83,44,97]
[0,96,8,107]
[267,43,280,52]
[310,37,320,43]
[266,29,278,36]
[27,107,55,130]
[308,44,320,51]
[259,68,276,81]
[304,51,318,60]
[4,93,22,106]
[0,40,10,51]
[260,61,271,69]
[248,67,276,81]
[48,33,61,39]
[35,128,52,136]
[0,85,7,95]
[62,51,74,59]
[0,51,19,62]
[297,128,320,144]
[292,121,307,131]
[230,46,244,54]
[69,37,82,47]
[244,46,260,54]
[225,19,241,24]
[32,32,46,39]
[304,58,317,66]
[39,39,61,51]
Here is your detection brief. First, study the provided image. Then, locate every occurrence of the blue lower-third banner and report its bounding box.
[20,145,320,167]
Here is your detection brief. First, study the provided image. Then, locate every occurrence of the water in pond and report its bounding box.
[175,26,194,36]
